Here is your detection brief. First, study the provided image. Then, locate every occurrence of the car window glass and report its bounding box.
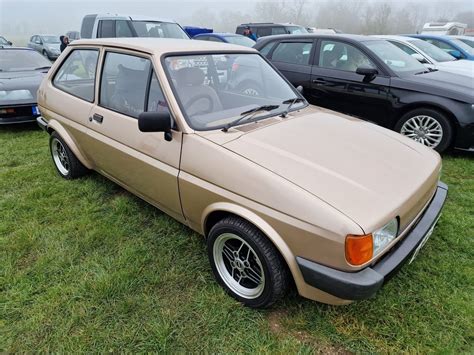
[99,20,115,38]
[100,52,151,118]
[390,41,417,55]
[147,71,170,114]
[116,20,133,37]
[164,53,305,131]
[259,42,275,57]
[272,42,313,65]
[272,27,286,35]
[207,36,222,42]
[425,39,454,52]
[319,40,375,72]
[257,27,272,37]
[53,49,99,102]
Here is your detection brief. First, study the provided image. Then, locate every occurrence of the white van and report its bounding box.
[80,14,189,40]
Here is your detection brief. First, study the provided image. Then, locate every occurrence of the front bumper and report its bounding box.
[296,181,448,301]
[0,104,40,125]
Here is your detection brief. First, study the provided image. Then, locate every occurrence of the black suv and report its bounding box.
[236,23,307,39]
[254,34,474,152]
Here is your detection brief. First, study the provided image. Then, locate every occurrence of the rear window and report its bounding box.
[81,15,97,39]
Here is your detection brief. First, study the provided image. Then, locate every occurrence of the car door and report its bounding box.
[310,39,391,123]
[85,49,183,220]
[268,40,315,90]
[49,48,100,154]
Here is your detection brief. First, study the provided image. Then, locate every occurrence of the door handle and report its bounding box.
[90,113,103,123]
[312,78,327,84]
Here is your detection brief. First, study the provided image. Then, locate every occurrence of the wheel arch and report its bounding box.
[201,202,302,292]
[47,119,93,169]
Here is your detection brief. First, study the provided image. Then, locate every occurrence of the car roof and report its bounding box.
[71,38,257,55]
[256,33,379,43]
[0,46,33,50]
[374,35,421,42]
[239,23,303,27]
[91,13,177,23]
[410,34,453,40]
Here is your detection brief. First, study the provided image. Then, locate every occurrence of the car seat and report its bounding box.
[174,67,223,116]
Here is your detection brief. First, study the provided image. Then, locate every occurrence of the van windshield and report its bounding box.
[285,26,308,34]
[131,21,189,39]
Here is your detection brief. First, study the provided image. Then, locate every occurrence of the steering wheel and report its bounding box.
[185,94,214,116]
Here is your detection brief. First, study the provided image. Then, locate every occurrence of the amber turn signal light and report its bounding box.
[345,234,373,266]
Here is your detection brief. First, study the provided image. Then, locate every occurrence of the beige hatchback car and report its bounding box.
[37,38,447,308]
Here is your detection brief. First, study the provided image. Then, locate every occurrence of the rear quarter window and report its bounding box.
[53,49,99,102]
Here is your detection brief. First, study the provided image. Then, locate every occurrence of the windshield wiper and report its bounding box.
[222,104,280,132]
[34,66,51,71]
[414,70,431,75]
[280,97,305,117]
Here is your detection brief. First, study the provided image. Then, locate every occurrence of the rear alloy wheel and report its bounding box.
[207,216,290,308]
[49,132,88,179]
[395,108,453,152]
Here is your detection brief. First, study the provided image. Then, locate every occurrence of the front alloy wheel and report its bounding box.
[400,115,443,148]
[395,108,453,153]
[213,233,265,299]
[207,216,290,308]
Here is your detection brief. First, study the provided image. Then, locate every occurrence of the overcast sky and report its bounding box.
[1,0,472,37]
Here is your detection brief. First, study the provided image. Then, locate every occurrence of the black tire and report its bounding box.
[42,50,49,59]
[394,108,453,153]
[49,131,88,179]
[207,216,290,308]
[237,81,263,97]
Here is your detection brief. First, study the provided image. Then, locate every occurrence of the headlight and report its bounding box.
[372,218,398,255]
[346,218,398,266]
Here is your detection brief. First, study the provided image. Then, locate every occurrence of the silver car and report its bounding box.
[27,34,61,60]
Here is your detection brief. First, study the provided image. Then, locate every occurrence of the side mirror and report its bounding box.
[138,111,172,141]
[7,41,12,45]
[356,66,378,81]
[448,50,463,59]
[296,85,304,94]
[411,53,428,64]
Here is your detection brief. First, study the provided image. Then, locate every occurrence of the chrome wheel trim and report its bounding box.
[400,115,443,148]
[242,87,260,96]
[51,138,70,175]
[213,233,265,299]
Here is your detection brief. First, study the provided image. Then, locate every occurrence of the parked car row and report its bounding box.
[34,38,448,308]
[253,34,473,152]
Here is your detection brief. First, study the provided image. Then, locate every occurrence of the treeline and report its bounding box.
[186,0,474,34]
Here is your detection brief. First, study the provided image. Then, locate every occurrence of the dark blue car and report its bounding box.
[193,33,256,47]
[408,34,474,61]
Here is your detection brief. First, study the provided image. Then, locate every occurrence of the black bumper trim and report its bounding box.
[36,116,48,132]
[297,181,448,301]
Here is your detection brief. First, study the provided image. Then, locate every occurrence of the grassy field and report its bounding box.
[1,124,473,353]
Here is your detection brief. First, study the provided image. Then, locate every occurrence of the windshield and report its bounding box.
[0,49,51,72]
[408,39,455,62]
[42,35,60,44]
[451,39,474,55]
[223,36,255,47]
[164,53,306,131]
[131,21,189,39]
[458,37,474,48]
[285,26,308,34]
[364,40,426,74]
[0,37,8,45]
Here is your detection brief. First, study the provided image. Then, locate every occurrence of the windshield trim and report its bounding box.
[160,50,307,132]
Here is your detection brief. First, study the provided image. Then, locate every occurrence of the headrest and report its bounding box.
[175,67,205,86]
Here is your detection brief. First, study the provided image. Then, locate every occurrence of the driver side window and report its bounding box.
[319,40,375,72]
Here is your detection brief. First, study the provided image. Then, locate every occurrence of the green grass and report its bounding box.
[1,124,473,352]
